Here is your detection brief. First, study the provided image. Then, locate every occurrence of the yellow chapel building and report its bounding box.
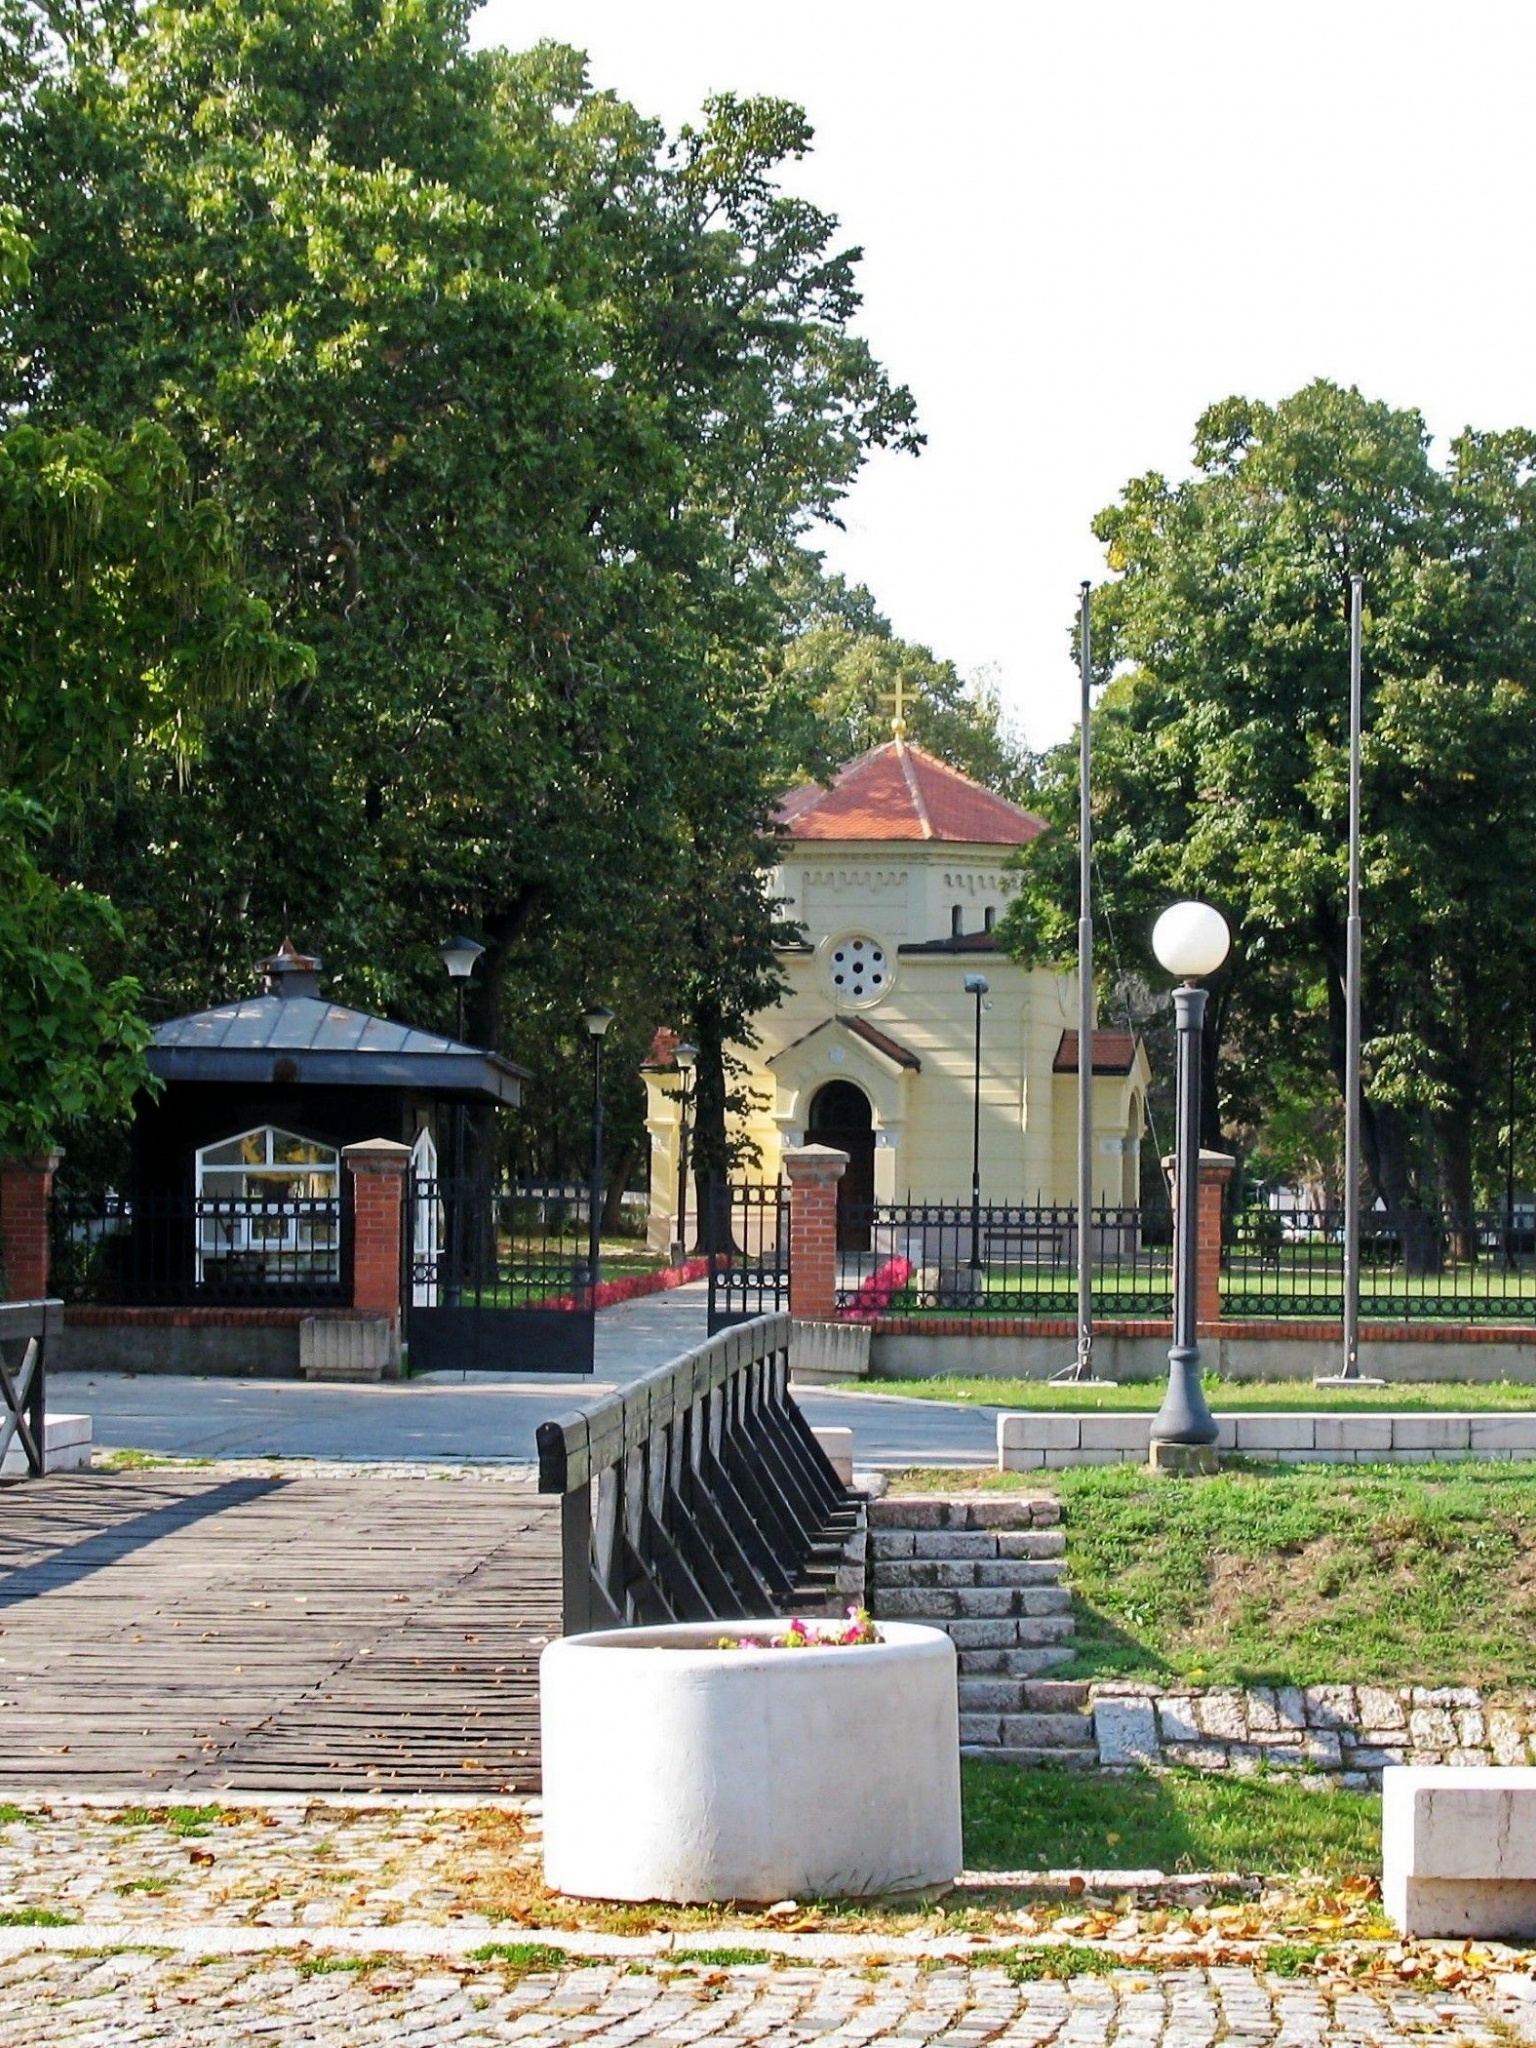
[643,738,1151,1250]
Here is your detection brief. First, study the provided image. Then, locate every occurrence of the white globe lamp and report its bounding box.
[1152,902,1230,981]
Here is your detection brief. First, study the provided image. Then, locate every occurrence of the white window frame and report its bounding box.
[193,1125,341,1285]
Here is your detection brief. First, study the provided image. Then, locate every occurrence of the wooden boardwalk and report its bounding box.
[0,1471,559,1795]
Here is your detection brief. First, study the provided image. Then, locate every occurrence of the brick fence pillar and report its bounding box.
[342,1139,412,1328]
[1166,1147,1236,1331]
[783,1144,849,1323]
[0,1153,62,1302]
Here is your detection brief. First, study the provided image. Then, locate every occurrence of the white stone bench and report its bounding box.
[1384,1765,1536,1936]
[0,1412,93,1476]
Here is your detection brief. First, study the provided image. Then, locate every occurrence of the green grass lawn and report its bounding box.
[876,1375,1536,1411]
[893,1461,1536,1688]
[961,1763,1379,1878]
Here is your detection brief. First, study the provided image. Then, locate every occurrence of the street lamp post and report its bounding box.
[964,973,990,1276]
[581,1006,615,1293]
[672,1042,698,1264]
[1148,902,1229,1464]
[438,935,485,1303]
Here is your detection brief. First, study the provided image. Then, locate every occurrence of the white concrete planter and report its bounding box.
[540,1620,961,1903]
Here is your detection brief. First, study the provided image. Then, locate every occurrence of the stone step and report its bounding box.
[868,1496,1061,1532]
[868,1528,1065,1563]
[956,1646,1077,1679]
[872,1585,1073,1622]
[959,1701,1092,1742]
[961,1744,1099,1770]
[870,1558,1065,1590]
[942,1616,1077,1650]
[958,1680,1092,1721]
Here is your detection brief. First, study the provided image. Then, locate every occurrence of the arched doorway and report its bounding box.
[808,1080,875,1252]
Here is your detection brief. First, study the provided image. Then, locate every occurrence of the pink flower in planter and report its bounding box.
[713,1606,880,1651]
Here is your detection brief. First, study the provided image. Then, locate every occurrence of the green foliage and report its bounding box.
[0,0,922,1185]
[961,1762,1378,1879]
[0,793,151,1159]
[1005,381,1536,1213]
[878,1377,1536,1411]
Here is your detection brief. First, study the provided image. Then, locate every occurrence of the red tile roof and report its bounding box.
[1053,1030,1141,1076]
[777,741,1046,847]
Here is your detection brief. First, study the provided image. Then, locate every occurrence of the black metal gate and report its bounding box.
[706,1179,790,1335]
[406,1177,595,1375]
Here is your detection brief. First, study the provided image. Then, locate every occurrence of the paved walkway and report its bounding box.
[0,1947,1507,2045]
[53,1286,1000,1468]
[0,1804,1520,2041]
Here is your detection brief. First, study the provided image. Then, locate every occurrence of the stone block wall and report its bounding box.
[1090,1681,1536,1788]
[999,1410,1536,1469]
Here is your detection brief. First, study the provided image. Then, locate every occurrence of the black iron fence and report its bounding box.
[50,1190,350,1307]
[834,1200,1172,1316]
[537,1313,854,1631]
[405,1176,596,1375]
[1225,1207,1536,1322]
[706,1178,789,1334]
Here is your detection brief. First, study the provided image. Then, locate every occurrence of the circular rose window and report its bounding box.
[827,934,889,1004]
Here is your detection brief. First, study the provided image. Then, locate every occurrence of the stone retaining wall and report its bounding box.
[1090,1682,1536,1788]
[998,1410,1536,1468]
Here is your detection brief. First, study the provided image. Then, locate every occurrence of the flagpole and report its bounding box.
[1318,573,1380,1385]
[1054,582,1110,1381]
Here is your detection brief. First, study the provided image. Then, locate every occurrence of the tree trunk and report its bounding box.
[602,1140,636,1236]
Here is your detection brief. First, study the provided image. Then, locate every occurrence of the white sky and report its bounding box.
[477,0,1536,751]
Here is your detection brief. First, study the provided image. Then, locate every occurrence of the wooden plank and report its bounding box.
[0,1471,560,1794]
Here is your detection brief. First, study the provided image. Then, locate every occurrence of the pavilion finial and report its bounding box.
[880,673,910,742]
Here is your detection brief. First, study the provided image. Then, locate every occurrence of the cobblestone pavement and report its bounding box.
[0,1803,1526,2042]
[0,1948,1507,2044]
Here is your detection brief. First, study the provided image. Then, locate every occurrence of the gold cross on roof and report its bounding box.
[880,672,910,741]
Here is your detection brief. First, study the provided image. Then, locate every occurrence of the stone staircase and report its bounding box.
[867,1495,1094,1767]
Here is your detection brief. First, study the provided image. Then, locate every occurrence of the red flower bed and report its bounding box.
[530,1256,715,1315]
[839,1254,913,1322]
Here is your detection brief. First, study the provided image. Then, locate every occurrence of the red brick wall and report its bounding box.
[0,1154,60,1302]
[784,1145,848,1323]
[343,1142,410,1326]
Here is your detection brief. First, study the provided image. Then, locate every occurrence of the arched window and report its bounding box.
[983,906,997,932]
[951,905,964,936]
[194,1127,340,1286]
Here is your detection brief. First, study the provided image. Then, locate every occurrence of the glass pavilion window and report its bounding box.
[194,1127,341,1286]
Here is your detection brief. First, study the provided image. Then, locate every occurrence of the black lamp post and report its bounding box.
[673,1042,698,1263]
[964,973,990,1275]
[438,934,485,1301]
[1148,901,1229,1459]
[581,1006,615,1292]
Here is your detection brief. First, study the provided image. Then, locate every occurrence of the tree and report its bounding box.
[1,3,918,1199]
[1005,381,1536,1243]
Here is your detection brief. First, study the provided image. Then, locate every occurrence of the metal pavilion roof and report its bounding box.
[149,993,529,1105]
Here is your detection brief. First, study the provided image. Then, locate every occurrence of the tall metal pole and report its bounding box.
[586,1031,604,1293]
[676,1076,692,1259]
[1148,983,1219,1448]
[969,980,984,1272]
[1340,575,1364,1381]
[1075,581,1096,1375]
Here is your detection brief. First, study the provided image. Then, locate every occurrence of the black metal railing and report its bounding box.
[834,1200,1172,1316]
[537,1314,855,1632]
[51,1191,349,1307]
[0,1299,57,1480]
[1226,1207,1536,1322]
[706,1179,789,1334]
